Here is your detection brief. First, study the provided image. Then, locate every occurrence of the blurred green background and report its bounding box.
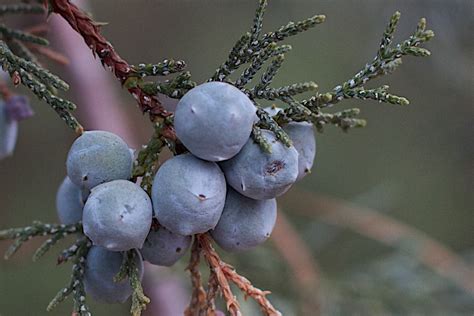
[0,0,472,315]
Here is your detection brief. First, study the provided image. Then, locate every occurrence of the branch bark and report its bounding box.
[48,0,172,124]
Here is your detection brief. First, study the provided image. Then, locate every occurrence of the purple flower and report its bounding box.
[0,95,34,159]
[0,101,18,159]
[5,95,34,121]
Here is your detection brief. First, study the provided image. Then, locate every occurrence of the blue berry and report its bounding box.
[175,82,257,161]
[83,180,153,251]
[56,177,88,225]
[84,246,143,304]
[221,130,298,200]
[211,188,277,251]
[283,122,316,181]
[66,131,133,189]
[140,226,192,266]
[152,153,226,235]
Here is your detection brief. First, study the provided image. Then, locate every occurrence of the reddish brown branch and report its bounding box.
[221,264,281,316]
[196,234,241,316]
[48,0,170,121]
[197,234,282,316]
[201,269,219,316]
[185,238,207,316]
[272,210,321,315]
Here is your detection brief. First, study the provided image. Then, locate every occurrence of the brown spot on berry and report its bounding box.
[265,160,285,175]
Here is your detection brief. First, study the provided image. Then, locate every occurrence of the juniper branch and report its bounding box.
[378,11,401,59]
[132,59,186,77]
[252,125,271,153]
[185,237,207,316]
[254,53,285,91]
[197,234,241,316]
[132,123,166,194]
[138,71,196,99]
[255,107,292,147]
[211,32,251,81]
[47,238,92,314]
[211,8,324,82]
[0,221,82,260]
[327,12,434,106]
[115,250,150,316]
[276,12,432,132]
[252,81,318,100]
[201,269,219,316]
[71,241,92,316]
[312,109,367,132]
[0,3,45,15]
[0,41,68,90]
[235,43,291,88]
[256,14,326,49]
[0,24,49,46]
[344,85,409,105]
[48,0,177,124]
[14,68,83,132]
[250,0,268,43]
[57,236,88,265]
[5,39,40,64]
[0,40,82,132]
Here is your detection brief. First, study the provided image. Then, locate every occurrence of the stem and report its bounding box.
[48,0,172,124]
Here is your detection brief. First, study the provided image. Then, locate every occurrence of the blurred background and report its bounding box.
[0,0,473,315]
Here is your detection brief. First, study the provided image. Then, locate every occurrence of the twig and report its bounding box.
[114,250,150,316]
[0,3,44,15]
[201,269,220,316]
[48,0,171,122]
[197,234,241,316]
[0,221,82,260]
[198,234,282,316]
[185,237,207,316]
[221,263,281,316]
[47,238,92,314]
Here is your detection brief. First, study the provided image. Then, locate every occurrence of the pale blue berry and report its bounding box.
[283,122,316,181]
[56,177,88,225]
[140,226,192,266]
[175,82,257,161]
[221,130,298,200]
[152,153,226,235]
[211,188,277,252]
[83,180,153,251]
[66,131,133,190]
[84,246,143,304]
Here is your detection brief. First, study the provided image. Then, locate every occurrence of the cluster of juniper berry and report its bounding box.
[53,80,316,304]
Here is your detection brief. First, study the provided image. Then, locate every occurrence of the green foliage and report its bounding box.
[47,238,92,316]
[0,3,44,15]
[0,221,82,259]
[132,122,173,194]
[115,250,150,316]
[138,71,196,99]
[132,59,186,77]
[0,7,83,133]
[206,1,433,150]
